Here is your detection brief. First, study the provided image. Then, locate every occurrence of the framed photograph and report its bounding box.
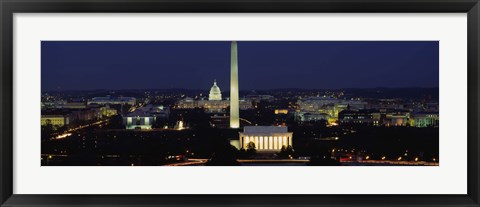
[1,0,479,206]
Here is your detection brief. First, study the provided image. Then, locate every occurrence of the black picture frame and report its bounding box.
[1,0,479,206]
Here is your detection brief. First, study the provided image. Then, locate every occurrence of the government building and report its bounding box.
[238,126,293,152]
[175,80,253,113]
[123,105,170,129]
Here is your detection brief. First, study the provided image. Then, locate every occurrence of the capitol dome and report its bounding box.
[209,79,222,101]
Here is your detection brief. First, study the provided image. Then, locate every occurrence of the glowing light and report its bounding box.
[365,156,370,160]
[273,136,278,149]
[229,41,240,128]
[381,156,386,160]
[268,136,273,150]
[176,121,184,130]
[274,109,288,114]
[55,133,72,139]
[259,136,264,149]
[397,157,402,161]
[415,157,419,162]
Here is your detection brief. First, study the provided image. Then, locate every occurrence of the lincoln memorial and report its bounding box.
[239,126,293,152]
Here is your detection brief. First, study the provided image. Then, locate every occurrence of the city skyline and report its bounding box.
[41,41,439,91]
[41,41,439,166]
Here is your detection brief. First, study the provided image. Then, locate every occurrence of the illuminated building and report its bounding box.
[176,97,196,109]
[296,97,367,123]
[387,112,412,126]
[230,41,240,128]
[339,109,422,127]
[88,96,136,105]
[41,115,70,127]
[338,109,375,125]
[413,113,439,127]
[238,126,293,152]
[274,109,289,115]
[198,99,228,113]
[208,80,222,101]
[100,106,117,117]
[174,120,185,130]
[124,116,153,130]
[203,80,227,113]
[175,79,253,114]
[123,105,170,129]
[41,100,66,109]
[297,97,366,112]
[295,112,331,123]
[41,108,97,127]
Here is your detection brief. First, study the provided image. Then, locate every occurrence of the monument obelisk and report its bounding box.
[230,41,240,128]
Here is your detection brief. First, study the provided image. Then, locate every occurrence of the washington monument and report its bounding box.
[230,41,240,128]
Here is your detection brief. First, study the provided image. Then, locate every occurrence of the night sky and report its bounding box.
[41,41,439,91]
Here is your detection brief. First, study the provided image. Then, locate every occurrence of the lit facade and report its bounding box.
[295,112,331,123]
[239,126,293,152]
[124,116,154,130]
[198,100,228,113]
[176,97,196,109]
[176,99,252,114]
[296,97,367,123]
[230,41,240,128]
[208,80,222,101]
[123,105,170,129]
[175,79,252,114]
[413,113,439,127]
[338,109,375,125]
[100,106,118,117]
[387,113,412,126]
[41,115,70,127]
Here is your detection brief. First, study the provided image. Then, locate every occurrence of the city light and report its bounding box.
[40,41,439,167]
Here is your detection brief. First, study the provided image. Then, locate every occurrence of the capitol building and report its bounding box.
[176,80,253,113]
[177,42,293,152]
[208,80,222,101]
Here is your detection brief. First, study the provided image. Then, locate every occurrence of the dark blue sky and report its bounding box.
[41,41,438,91]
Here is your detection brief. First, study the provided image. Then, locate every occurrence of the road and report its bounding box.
[163,158,438,166]
[51,119,108,140]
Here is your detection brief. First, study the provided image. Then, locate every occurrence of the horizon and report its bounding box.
[41,86,440,93]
